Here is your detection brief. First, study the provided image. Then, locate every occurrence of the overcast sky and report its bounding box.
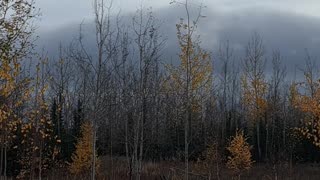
[36,0,320,31]
[35,0,320,79]
[36,0,169,32]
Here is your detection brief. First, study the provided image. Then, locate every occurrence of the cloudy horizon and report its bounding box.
[36,0,320,30]
[35,0,320,80]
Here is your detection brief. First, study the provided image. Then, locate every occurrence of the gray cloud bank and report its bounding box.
[36,5,320,79]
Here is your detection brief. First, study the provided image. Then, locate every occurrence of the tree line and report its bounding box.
[1,0,320,179]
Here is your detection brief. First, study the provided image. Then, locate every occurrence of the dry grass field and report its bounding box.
[48,156,320,180]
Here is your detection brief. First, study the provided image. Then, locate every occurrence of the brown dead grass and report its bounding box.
[44,156,320,180]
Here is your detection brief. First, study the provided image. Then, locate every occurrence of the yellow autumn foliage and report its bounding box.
[18,62,60,179]
[226,130,253,175]
[292,77,320,148]
[0,43,30,159]
[164,19,212,113]
[69,120,100,176]
[241,74,268,122]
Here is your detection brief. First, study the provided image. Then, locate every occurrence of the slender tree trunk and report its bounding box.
[3,147,6,180]
[110,118,114,180]
[185,108,190,180]
[266,120,269,161]
[125,113,131,179]
[0,144,3,179]
[92,125,97,180]
[185,120,189,180]
[39,147,42,180]
[283,118,286,150]
[133,109,140,180]
[271,117,275,161]
[257,121,261,160]
[138,121,144,180]
[213,142,220,180]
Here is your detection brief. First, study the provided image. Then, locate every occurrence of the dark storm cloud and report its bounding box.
[36,5,320,79]
[197,7,320,78]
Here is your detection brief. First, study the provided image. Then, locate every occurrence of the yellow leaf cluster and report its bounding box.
[165,20,212,113]
[18,62,60,179]
[241,74,268,121]
[0,50,29,150]
[292,79,320,148]
[69,121,100,176]
[226,130,253,174]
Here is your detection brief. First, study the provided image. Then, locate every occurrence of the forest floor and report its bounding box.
[48,156,320,179]
[87,156,320,180]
